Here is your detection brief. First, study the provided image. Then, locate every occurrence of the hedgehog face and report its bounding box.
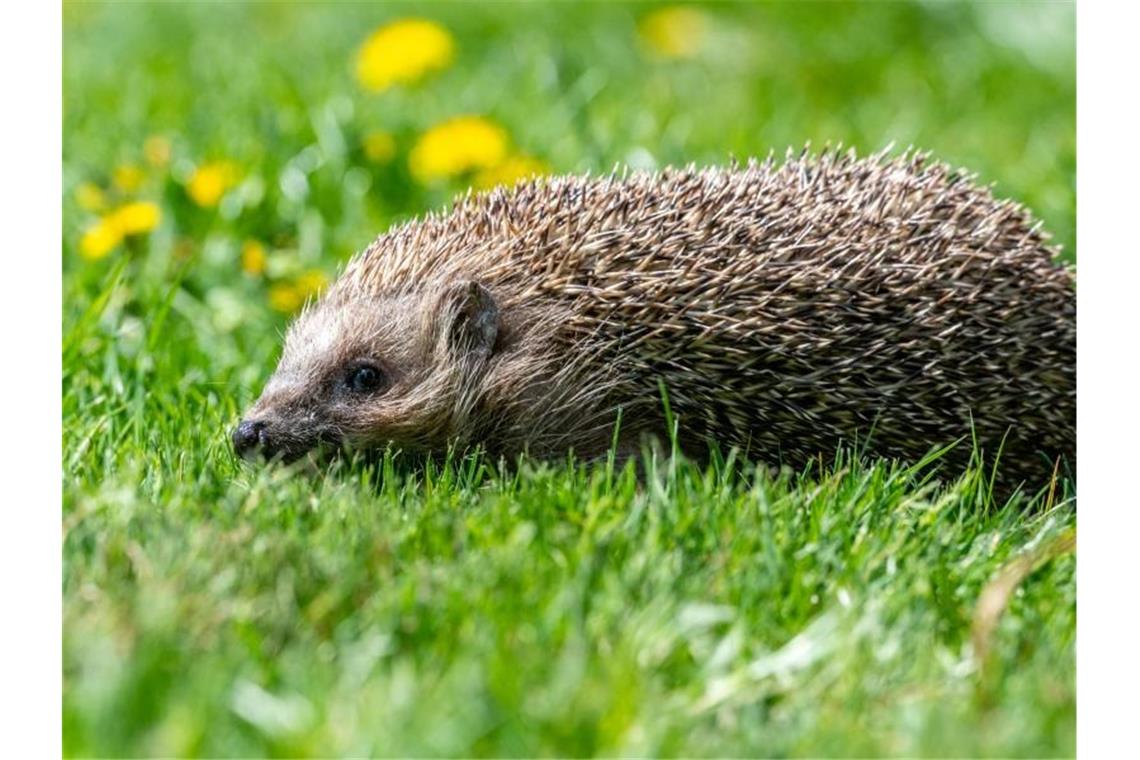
[232,280,499,463]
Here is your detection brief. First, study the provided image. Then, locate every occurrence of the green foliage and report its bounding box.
[63,2,1075,756]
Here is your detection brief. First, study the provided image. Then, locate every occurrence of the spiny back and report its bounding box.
[340,148,1063,303]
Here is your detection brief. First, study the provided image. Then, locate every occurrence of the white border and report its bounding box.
[1077,0,1140,755]
[0,1,63,755]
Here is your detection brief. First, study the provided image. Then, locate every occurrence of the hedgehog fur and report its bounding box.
[234,147,1076,491]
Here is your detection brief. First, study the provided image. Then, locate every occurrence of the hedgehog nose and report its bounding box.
[232,419,268,459]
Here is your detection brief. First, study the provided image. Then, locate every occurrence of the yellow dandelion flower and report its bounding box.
[75,182,107,212]
[363,130,397,163]
[356,18,455,92]
[474,154,549,190]
[144,136,172,167]
[186,161,240,208]
[79,218,123,261]
[639,6,707,59]
[294,270,329,300]
[268,283,303,313]
[76,201,162,261]
[113,163,145,193]
[111,201,161,235]
[409,116,509,184]
[241,240,267,276]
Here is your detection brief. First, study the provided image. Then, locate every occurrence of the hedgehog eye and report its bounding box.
[345,363,386,394]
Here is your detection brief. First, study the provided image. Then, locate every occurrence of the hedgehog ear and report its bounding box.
[442,279,499,357]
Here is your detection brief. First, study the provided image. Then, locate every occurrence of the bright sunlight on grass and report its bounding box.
[63,2,1075,756]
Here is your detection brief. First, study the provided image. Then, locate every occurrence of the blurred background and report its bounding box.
[64,1,1075,342]
[62,4,1076,755]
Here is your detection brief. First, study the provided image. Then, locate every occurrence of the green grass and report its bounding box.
[63,2,1076,756]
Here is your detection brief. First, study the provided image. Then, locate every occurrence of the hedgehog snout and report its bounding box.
[232,411,342,463]
[232,419,270,460]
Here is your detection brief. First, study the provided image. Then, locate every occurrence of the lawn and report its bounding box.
[62,2,1076,756]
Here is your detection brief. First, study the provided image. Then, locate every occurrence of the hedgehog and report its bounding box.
[233,148,1076,492]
